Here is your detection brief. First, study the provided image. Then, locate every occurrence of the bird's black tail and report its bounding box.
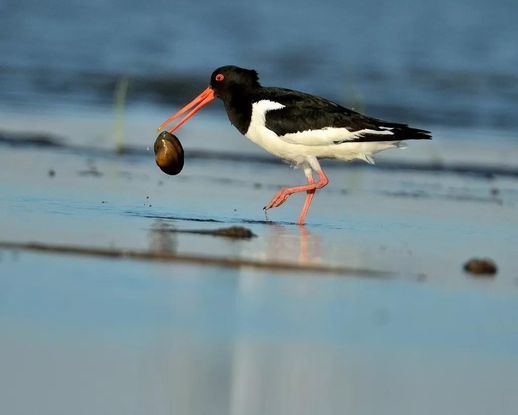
[389,125,432,141]
[350,121,432,142]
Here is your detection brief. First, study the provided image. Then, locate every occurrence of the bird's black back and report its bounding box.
[257,87,431,142]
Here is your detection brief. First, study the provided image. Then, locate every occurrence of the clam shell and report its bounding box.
[154,131,184,175]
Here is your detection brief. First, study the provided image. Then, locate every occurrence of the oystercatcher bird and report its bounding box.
[158,65,431,225]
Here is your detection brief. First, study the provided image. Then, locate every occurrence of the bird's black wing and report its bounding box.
[259,88,431,145]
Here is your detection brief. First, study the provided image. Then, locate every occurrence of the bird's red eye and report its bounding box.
[215,74,224,82]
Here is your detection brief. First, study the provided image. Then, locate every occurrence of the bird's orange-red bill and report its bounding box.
[158,87,215,133]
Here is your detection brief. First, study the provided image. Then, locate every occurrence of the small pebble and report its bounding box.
[464,258,497,276]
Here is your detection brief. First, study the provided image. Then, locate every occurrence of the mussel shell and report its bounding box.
[154,131,184,175]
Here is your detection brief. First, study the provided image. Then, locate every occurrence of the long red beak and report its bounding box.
[157,86,215,133]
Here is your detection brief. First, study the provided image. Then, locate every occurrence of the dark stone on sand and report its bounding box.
[161,226,257,239]
[211,226,256,239]
[464,258,497,276]
[154,131,184,175]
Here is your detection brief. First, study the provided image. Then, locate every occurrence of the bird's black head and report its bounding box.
[209,66,261,101]
[157,65,260,134]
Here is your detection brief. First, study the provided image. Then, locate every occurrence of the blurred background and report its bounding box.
[1,0,517,138]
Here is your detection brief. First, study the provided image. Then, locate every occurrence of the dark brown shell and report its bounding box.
[154,131,184,175]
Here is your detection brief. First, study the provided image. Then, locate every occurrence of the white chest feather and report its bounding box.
[245,100,285,146]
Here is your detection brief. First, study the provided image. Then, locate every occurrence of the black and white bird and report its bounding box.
[159,65,431,225]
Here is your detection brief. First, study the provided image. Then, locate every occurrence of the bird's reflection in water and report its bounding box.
[298,226,322,264]
[148,220,178,254]
[147,218,321,266]
[265,224,322,265]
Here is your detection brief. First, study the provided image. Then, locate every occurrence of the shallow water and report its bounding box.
[1,142,517,276]
[1,141,518,414]
[2,253,518,415]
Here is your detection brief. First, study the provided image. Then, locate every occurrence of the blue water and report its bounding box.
[1,252,518,415]
[1,0,518,131]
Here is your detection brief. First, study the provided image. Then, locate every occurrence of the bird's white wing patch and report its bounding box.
[351,128,394,139]
[280,127,393,146]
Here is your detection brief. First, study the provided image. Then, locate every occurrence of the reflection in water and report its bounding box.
[147,218,322,268]
[264,225,322,265]
[2,234,517,415]
[148,220,178,254]
[297,226,321,265]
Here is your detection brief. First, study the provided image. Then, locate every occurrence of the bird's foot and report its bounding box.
[264,188,291,210]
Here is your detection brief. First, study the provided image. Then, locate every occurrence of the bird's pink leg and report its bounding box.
[298,176,315,226]
[264,169,329,224]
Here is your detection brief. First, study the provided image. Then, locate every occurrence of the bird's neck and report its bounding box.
[222,87,258,134]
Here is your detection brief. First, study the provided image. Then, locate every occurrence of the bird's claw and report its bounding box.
[265,190,290,209]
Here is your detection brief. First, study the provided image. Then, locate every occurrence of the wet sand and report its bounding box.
[1,124,517,277]
[1,122,518,415]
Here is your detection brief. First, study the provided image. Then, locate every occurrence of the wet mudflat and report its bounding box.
[1,129,518,415]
